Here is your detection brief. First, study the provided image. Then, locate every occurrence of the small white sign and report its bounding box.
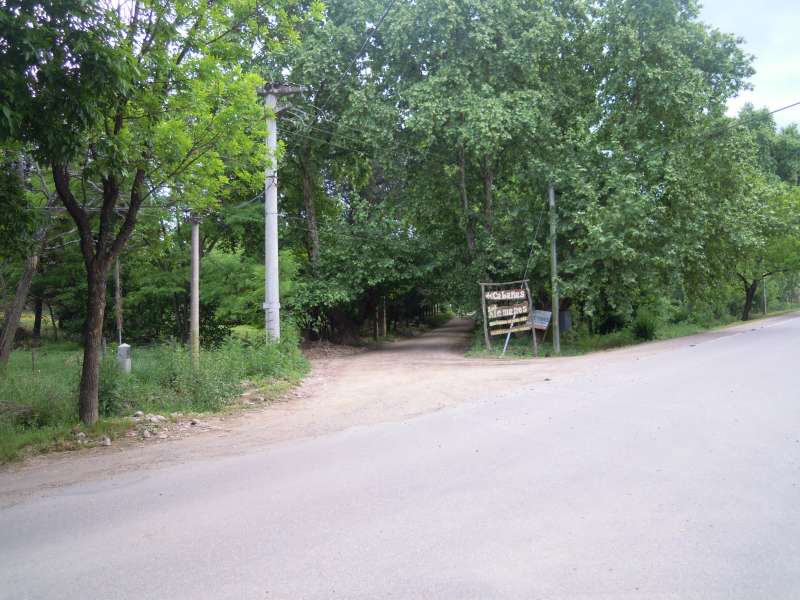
[533,310,552,330]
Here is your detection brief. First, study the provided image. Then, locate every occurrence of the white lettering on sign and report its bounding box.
[487,303,529,319]
[485,289,526,301]
[489,315,530,327]
[533,310,552,330]
[490,324,533,336]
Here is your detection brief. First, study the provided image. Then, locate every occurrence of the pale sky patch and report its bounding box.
[699,0,800,128]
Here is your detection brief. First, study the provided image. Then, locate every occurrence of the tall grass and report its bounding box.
[0,328,308,462]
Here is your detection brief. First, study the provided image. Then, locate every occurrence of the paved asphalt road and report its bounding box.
[2,315,799,599]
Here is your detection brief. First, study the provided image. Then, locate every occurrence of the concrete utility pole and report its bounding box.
[190,214,201,367]
[548,184,560,355]
[762,276,768,314]
[114,258,123,346]
[258,83,306,342]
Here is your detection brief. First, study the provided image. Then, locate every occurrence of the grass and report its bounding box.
[468,304,800,359]
[468,327,636,359]
[0,328,308,463]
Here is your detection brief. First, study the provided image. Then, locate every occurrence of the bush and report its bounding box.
[631,310,659,341]
[96,326,308,415]
[1,325,309,461]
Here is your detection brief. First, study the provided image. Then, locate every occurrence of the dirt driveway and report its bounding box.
[1,315,794,506]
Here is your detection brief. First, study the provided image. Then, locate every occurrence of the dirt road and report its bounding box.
[1,317,532,503]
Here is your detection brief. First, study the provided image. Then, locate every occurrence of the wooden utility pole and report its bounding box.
[258,83,306,342]
[189,214,201,367]
[548,184,560,355]
[523,279,538,357]
[479,282,491,349]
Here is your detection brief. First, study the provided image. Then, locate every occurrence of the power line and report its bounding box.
[279,213,417,245]
[522,200,547,282]
[283,125,391,164]
[284,106,458,167]
[315,0,399,116]
[621,99,800,157]
[765,99,800,119]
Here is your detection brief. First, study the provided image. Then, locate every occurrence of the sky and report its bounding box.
[698,0,799,127]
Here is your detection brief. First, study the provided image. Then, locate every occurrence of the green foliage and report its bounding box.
[266,0,788,340]
[98,325,307,415]
[467,325,635,359]
[0,150,35,259]
[631,310,659,341]
[0,331,308,461]
[0,0,137,161]
[0,342,82,428]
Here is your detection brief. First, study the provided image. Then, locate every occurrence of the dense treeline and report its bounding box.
[1,0,800,424]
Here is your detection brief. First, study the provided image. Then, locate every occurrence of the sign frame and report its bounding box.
[479,279,540,356]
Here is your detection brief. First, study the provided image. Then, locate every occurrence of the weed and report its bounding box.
[0,326,308,462]
[632,311,659,341]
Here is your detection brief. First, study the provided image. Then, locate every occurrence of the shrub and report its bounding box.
[94,323,309,415]
[0,324,309,462]
[631,310,659,341]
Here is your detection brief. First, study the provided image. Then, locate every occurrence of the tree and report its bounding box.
[0,148,35,261]
[0,0,307,423]
[732,185,800,320]
[273,0,760,334]
[0,158,58,364]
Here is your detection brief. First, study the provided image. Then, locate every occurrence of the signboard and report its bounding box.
[479,279,540,355]
[489,325,532,336]
[487,303,528,320]
[532,310,552,331]
[485,289,526,301]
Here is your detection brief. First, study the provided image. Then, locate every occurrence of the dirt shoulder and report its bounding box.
[1,313,797,507]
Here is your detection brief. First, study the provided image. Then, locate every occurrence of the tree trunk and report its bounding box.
[301,158,321,264]
[0,254,39,365]
[0,272,9,320]
[382,297,387,338]
[457,146,477,257]
[32,297,43,344]
[52,162,145,425]
[481,157,494,234]
[47,302,59,341]
[0,153,50,363]
[79,261,110,425]
[741,279,759,321]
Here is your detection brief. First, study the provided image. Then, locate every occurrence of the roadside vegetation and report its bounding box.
[0,326,307,462]
[470,301,800,359]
